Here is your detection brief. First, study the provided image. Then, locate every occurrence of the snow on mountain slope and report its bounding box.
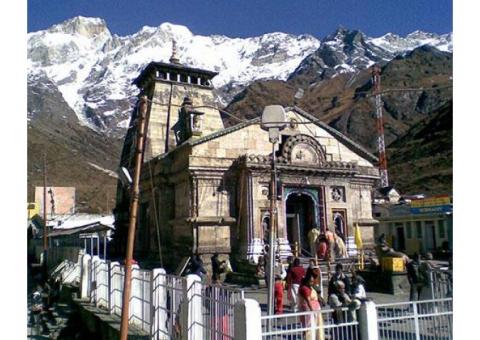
[27,16,319,133]
[27,17,452,135]
[289,26,452,86]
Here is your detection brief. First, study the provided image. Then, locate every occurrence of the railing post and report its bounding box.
[234,299,262,340]
[412,302,421,340]
[107,260,112,312]
[150,268,166,338]
[79,254,91,299]
[185,274,203,340]
[358,300,379,340]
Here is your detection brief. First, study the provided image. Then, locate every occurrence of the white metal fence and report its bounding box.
[376,298,453,340]
[151,271,186,339]
[431,270,453,300]
[190,280,244,340]
[64,254,246,339]
[261,307,360,340]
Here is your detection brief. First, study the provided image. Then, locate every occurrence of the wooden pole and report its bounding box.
[43,151,48,273]
[119,95,148,340]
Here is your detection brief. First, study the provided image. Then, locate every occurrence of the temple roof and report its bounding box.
[133,61,218,88]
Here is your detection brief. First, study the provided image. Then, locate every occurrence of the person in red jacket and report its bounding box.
[274,274,284,314]
[286,258,306,312]
[317,234,328,260]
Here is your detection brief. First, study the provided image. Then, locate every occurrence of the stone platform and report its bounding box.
[358,269,410,295]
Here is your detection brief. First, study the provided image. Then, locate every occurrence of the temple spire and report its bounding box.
[169,39,180,64]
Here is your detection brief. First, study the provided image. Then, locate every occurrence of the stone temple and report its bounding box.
[113,52,380,270]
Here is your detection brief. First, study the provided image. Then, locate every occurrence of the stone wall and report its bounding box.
[145,81,224,159]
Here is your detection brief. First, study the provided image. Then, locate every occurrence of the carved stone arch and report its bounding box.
[281,134,325,165]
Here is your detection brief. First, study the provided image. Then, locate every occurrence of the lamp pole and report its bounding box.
[260,105,286,326]
[119,95,148,340]
[267,141,277,317]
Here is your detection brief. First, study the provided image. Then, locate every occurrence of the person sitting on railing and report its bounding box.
[298,276,325,340]
[328,281,360,324]
[328,263,351,297]
[350,269,367,302]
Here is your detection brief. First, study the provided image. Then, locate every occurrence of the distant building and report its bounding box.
[114,51,380,269]
[35,186,76,216]
[373,194,452,255]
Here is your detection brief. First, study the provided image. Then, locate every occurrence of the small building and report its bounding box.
[373,194,452,256]
[29,214,115,266]
[114,50,380,270]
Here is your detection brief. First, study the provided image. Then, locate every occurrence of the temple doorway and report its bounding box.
[286,193,316,254]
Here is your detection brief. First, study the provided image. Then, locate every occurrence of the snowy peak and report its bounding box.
[158,22,193,39]
[48,16,111,39]
[289,27,452,85]
[27,17,452,136]
[27,16,320,134]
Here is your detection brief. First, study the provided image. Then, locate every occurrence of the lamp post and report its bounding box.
[260,105,286,319]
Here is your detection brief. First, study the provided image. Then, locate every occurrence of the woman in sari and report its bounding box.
[298,277,325,340]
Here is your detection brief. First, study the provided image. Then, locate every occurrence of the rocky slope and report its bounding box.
[27,73,122,213]
[386,100,452,195]
[225,45,452,194]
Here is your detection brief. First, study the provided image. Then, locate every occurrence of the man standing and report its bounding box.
[406,254,422,301]
[419,252,435,301]
[286,258,305,312]
[307,227,320,257]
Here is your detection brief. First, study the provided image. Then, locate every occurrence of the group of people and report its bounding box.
[268,256,367,339]
[271,256,366,315]
[189,253,232,284]
[307,226,348,262]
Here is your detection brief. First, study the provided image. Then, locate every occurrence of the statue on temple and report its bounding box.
[375,233,409,263]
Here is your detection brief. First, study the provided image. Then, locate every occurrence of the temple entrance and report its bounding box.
[286,193,316,255]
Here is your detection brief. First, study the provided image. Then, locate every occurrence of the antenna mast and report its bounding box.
[372,65,389,188]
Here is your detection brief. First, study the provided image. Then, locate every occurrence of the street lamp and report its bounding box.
[260,105,286,318]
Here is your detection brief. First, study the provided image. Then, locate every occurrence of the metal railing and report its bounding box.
[190,281,245,340]
[130,268,152,332]
[431,270,453,300]
[76,254,247,339]
[151,272,186,339]
[376,298,453,340]
[261,307,360,340]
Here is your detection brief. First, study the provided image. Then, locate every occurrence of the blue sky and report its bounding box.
[28,0,452,38]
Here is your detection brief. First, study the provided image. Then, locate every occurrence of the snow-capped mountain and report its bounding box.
[289,26,452,85]
[27,16,319,134]
[27,17,452,135]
